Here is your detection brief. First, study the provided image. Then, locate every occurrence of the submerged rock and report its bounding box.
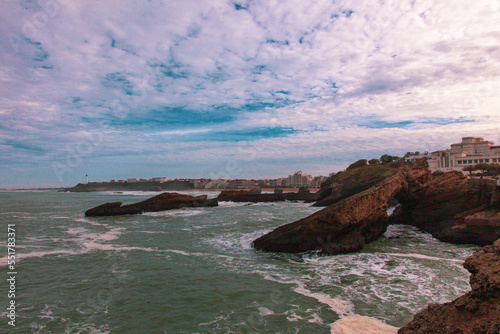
[398,239,500,334]
[85,192,217,217]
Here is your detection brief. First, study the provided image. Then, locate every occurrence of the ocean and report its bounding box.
[0,191,476,333]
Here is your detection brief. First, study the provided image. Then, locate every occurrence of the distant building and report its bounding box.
[311,176,326,187]
[286,171,313,187]
[193,179,210,189]
[151,177,168,183]
[126,178,138,183]
[205,178,229,189]
[405,137,500,173]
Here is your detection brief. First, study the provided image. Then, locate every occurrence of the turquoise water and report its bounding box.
[0,191,476,333]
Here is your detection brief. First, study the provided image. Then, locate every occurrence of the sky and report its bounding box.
[1,0,500,188]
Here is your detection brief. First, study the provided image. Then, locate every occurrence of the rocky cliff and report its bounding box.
[398,239,500,334]
[253,162,429,254]
[389,172,495,245]
[85,192,217,217]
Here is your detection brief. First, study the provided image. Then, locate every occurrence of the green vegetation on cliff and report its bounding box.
[315,164,399,206]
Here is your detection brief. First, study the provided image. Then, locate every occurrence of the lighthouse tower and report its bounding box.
[85,174,88,184]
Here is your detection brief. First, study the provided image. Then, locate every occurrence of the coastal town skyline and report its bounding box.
[1,1,500,188]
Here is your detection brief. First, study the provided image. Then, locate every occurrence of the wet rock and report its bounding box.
[85,192,217,217]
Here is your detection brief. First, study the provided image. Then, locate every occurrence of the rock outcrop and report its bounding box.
[253,162,429,254]
[85,192,217,217]
[398,239,500,334]
[389,172,494,241]
[215,190,319,203]
[314,165,398,206]
[433,203,500,246]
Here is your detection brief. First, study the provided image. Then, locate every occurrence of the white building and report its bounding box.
[286,171,313,187]
[405,137,500,173]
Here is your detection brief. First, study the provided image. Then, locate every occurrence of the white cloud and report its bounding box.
[0,0,499,186]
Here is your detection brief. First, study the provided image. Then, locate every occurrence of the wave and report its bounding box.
[254,270,399,333]
[203,229,274,251]
[253,271,354,317]
[382,252,464,263]
[0,250,80,266]
[142,209,206,218]
[82,242,155,252]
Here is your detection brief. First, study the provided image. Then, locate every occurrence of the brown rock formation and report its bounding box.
[398,239,500,334]
[253,162,429,254]
[389,172,494,240]
[433,203,500,246]
[314,165,399,206]
[215,190,319,203]
[85,192,217,217]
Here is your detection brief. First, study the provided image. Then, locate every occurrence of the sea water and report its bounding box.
[0,191,476,333]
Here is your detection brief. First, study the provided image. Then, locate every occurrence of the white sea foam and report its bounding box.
[63,323,110,334]
[136,230,168,234]
[330,315,398,334]
[255,271,355,318]
[161,249,235,261]
[383,252,464,263]
[217,201,252,207]
[82,242,154,253]
[66,227,89,235]
[258,307,275,316]
[65,226,124,242]
[100,191,161,196]
[0,250,80,266]
[39,304,56,320]
[142,209,206,217]
[293,281,355,318]
[204,229,273,251]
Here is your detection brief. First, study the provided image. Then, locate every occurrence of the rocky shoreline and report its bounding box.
[398,240,500,334]
[250,159,499,332]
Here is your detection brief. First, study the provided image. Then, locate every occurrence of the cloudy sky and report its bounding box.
[1,0,499,188]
